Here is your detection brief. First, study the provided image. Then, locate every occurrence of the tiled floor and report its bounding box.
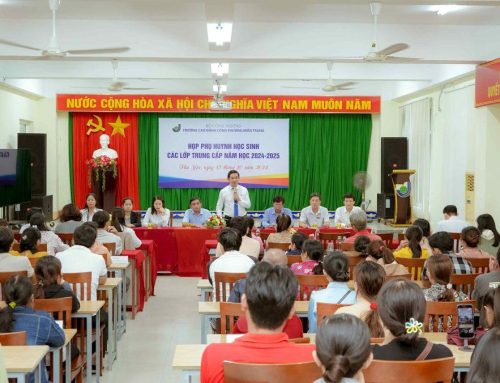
[102,275,200,383]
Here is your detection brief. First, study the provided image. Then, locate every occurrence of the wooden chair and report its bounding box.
[424,300,476,332]
[370,337,384,344]
[296,274,328,301]
[102,242,117,257]
[63,272,92,301]
[267,242,291,251]
[316,302,351,328]
[0,331,27,345]
[11,243,48,252]
[385,273,412,281]
[57,233,74,245]
[287,255,302,267]
[341,242,354,251]
[377,232,394,248]
[449,232,461,253]
[395,257,426,280]
[259,231,271,242]
[348,255,364,280]
[465,257,490,274]
[288,337,311,344]
[0,270,28,300]
[214,272,247,302]
[220,302,244,335]
[364,357,455,383]
[450,273,481,297]
[224,361,322,383]
[318,232,350,250]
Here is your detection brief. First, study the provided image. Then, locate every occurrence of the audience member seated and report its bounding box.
[200,262,315,383]
[336,261,385,338]
[286,232,308,256]
[366,241,408,277]
[54,203,83,234]
[427,232,473,275]
[479,287,500,329]
[436,204,468,233]
[22,213,68,256]
[299,192,330,228]
[142,195,170,227]
[291,239,324,276]
[308,252,356,333]
[459,226,491,259]
[0,227,33,277]
[80,192,102,222]
[111,207,142,249]
[122,197,142,228]
[56,224,107,301]
[396,218,433,255]
[245,217,264,254]
[313,314,373,383]
[343,211,381,245]
[466,327,500,383]
[181,197,212,227]
[261,195,293,228]
[476,214,500,258]
[266,215,293,247]
[92,211,123,255]
[472,248,500,302]
[373,279,453,361]
[394,225,429,259]
[334,193,363,228]
[424,253,468,301]
[0,275,64,383]
[353,235,371,258]
[216,217,260,259]
[10,227,48,258]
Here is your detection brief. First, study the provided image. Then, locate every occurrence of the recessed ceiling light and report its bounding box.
[207,23,232,46]
[213,84,227,93]
[211,63,229,77]
[430,5,463,15]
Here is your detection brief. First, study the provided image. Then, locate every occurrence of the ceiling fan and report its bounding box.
[283,62,356,92]
[0,0,130,58]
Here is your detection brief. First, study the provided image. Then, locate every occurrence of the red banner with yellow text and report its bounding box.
[476,58,500,107]
[57,94,380,114]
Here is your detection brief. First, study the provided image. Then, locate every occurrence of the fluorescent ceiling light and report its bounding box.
[211,63,229,77]
[207,23,232,46]
[430,5,463,15]
[213,84,227,92]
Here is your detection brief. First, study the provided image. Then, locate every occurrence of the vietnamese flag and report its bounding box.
[71,113,139,209]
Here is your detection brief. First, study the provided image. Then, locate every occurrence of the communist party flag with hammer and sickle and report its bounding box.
[71,113,139,207]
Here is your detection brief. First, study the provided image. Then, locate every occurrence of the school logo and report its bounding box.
[172,124,181,132]
[396,181,411,198]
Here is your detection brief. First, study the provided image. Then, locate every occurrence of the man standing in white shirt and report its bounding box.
[216,170,251,225]
[334,193,363,228]
[299,193,330,228]
[436,205,469,233]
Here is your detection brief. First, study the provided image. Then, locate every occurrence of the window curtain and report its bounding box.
[401,98,431,218]
[138,113,372,211]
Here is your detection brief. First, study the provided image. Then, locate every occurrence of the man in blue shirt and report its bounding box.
[261,196,293,228]
[182,197,212,227]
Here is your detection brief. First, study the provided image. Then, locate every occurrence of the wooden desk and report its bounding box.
[4,345,49,383]
[197,279,212,302]
[98,277,122,371]
[51,329,77,383]
[72,300,105,383]
[108,263,129,338]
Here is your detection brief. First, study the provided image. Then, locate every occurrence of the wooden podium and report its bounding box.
[391,169,416,226]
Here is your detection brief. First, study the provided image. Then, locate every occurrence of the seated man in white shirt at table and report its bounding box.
[261,195,293,228]
[92,210,123,255]
[216,170,251,225]
[299,193,330,228]
[182,197,212,227]
[437,205,469,233]
[334,193,363,228]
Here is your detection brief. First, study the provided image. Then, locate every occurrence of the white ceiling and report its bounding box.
[0,0,498,99]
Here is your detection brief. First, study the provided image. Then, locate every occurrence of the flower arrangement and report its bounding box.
[86,155,117,191]
[206,214,226,228]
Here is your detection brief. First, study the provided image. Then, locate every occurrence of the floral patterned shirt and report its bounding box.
[290,260,318,275]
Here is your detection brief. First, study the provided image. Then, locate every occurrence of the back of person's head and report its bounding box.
[92,210,110,229]
[428,231,454,254]
[111,207,125,232]
[425,254,454,301]
[378,279,426,345]
[0,219,8,227]
[350,210,367,231]
[218,228,242,252]
[74,223,97,248]
[443,205,458,216]
[276,214,292,233]
[302,239,324,274]
[461,226,481,248]
[59,203,82,223]
[481,287,500,329]
[0,227,14,253]
[228,216,248,237]
[244,262,298,330]
[466,327,500,383]
[262,249,287,266]
[405,225,423,258]
[34,256,62,298]
[29,212,48,231]
[0,275,33,332]
[354,235,371,257]
[477,214,500,247]
[19,227,41,253]
[315,314,372,383]
[367,240,395,264]
[246,217,255,237]
[322,252,349,282]
[291,232,308,251]
[355,261,385,337]
[413,218,431,238]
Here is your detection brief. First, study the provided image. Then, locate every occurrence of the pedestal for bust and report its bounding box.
[91,168,117,212]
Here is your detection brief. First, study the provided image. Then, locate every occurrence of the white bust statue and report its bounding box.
[92,134,118,159]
